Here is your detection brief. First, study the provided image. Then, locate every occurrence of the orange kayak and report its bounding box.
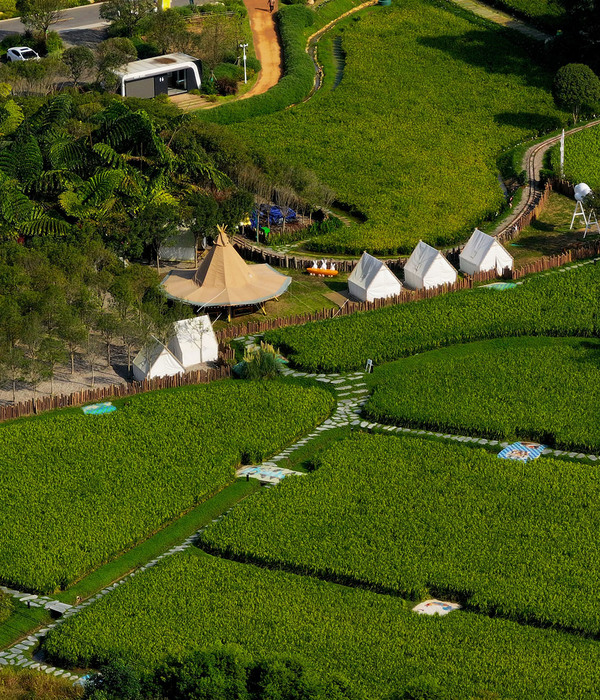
[307,267,339,277]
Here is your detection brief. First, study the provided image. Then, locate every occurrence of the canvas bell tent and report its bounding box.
[161,225,291,319]
[459,229,513,276]
[167,316,219,367]
[133,339,185,382]
[348,252,402,302]
[404,241,457,290]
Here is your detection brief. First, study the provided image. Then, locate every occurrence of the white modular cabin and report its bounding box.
[167,316,219,368]
[132,338,185,382]
[118,53,202,99]
[404,240,458,290]
[459,229,513,276]
[348,252,402,302]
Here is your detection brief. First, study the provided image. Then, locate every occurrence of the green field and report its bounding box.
[231,0,565,253]
[490,0,565,29]
[364,336,600,450]
[44,549,600,698]
[201,432,600,634]
[551,125,600,190]
[266,263,600,371]
[0,381,333,592]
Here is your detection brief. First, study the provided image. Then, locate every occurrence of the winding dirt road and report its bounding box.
[240,0,282,99]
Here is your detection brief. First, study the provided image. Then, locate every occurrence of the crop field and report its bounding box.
[364,336,600,450]
[44,550,600,698]
[265,263,600,371]
[0,381,333,593]
[201,432,600,635]
[550,125,600,190]
[230,0,565,253]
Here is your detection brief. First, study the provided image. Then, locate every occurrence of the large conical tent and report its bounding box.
[161,226,291,311]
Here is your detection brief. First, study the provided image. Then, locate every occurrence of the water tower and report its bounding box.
[570,183,599,237]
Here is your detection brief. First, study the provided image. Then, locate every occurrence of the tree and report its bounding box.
[553,63,600,123]
[62,46,95,88]
[145,9,189,55]
[197,14,240,75]
[38,335,67,395]
[96,37,137,89]
[16,0,64,38]
[99,0,156,37]
[83,657,143,700]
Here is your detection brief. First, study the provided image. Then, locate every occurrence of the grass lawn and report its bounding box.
[231,0,566,254]
[213,267,349,329]
[508,192,591,265]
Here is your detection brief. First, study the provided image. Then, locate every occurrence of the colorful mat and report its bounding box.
[82,402,117,415]
[498,441,546,462]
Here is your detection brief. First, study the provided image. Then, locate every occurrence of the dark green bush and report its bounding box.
[240,349,281,380]
[0,590,12,625]
[44,31,63,55]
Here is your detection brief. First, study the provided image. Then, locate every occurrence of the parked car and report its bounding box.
[6,47,40,62]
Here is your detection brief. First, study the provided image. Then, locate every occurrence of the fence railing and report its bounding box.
[0,365,232,424]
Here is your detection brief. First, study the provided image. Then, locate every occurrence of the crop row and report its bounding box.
[0,381,333,593]
[232,0,565,253]
[265,262,600,372]
[364,336,600,451]
[45,550,600,698]
[201,432,600,636]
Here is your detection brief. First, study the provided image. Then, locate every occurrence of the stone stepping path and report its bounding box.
[353,419,600,462]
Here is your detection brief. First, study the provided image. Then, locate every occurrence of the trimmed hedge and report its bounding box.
[196,5,315,125]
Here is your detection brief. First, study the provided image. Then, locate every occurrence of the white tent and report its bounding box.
[348,252,402,302]
[459,229,513,276]
[159,230,196,263]
[132,339,185,382]
[167,316,219,368]
[404,241,457,290]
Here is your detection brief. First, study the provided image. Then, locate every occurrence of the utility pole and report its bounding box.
[240,43,248,84]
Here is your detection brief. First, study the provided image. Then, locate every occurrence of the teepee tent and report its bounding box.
[404,241,457,290]
[459,229,513,276]
[161,226,291,317]
[348,252,402,302]
[168,316,219,367]
[132,338,185,382]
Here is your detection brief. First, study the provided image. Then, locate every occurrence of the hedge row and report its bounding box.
[0,381,333,592]
[201,432,600,636]
[265,263,600,372]
[45,550,600,698]
[196,5,316,125]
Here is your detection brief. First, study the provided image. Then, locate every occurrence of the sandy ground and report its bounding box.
[0,346,128,407]
[240,0,282,99]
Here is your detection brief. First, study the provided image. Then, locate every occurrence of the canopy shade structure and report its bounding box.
[404,240,457,290]
[459,229,513,276]
[348,252,402,302]
[161,227,291,310]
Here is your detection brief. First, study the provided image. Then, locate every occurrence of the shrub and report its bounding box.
[216,75,237,95]
[553,63,600,123]
[240,342,281,380]
[0,589,12,624]
[44,30,63,55]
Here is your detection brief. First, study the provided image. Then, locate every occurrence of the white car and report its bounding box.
[6,47,40,62]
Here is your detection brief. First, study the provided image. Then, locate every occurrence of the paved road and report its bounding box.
[0,0,193,38]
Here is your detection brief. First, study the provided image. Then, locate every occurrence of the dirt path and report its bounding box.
[240,0,282,100]
[448,0,550,41]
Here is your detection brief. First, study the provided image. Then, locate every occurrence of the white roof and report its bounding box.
[168,316,219,367]
[349,252,398,289]
[405,241,447,276]
[461,229,503,264]
[117,53,200,79]
[171,316,214,346]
